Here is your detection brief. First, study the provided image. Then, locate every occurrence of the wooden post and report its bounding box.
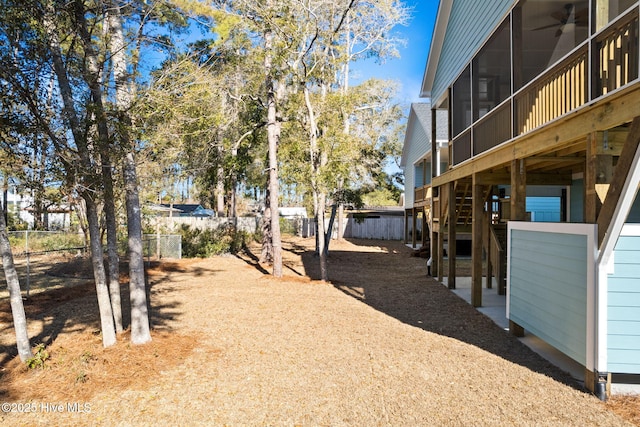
[438,189,445,282]
[511,158,526,221]
[486,187,493,289]
[448,181,457,289]
[422,207,428,247]
[431,188,439,278]
[411,207,417,248]
[509,158,526,336]
[585,132,599,223]
[471,175,483,307]
[404,209,408,244]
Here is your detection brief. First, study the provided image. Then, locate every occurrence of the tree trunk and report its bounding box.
[317,192,328,281]
[44,3,116,347]
[216,144,225,217]
[0,201,32,362]
[85,193,118,347]
[107,2,151,344]
[124,152,151,344]
[75,0,124,333]
[260,184,273,264]
[264,19,282,277]
[101,151,123,333]
[323,204,337,256]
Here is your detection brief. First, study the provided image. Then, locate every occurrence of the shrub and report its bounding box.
[178,224,253,258]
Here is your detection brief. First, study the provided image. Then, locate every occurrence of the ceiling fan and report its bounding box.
[533,3,588,37]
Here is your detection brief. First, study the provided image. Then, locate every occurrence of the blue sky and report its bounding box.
[354,1,440,107]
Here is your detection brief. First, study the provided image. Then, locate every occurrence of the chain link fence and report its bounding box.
[1,231,182,298]
[142,234,182,259]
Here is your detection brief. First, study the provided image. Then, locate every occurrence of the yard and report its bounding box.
[0,236,638,426]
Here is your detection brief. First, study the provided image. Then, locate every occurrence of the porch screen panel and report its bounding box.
[508,226,591,365]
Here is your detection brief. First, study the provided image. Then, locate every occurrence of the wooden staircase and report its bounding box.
[432,181,508,295]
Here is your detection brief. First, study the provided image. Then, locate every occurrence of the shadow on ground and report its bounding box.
[0,258,218,398]
[291,238,581,391]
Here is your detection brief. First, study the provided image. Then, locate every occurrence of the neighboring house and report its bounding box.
[400,103,448,248]
[6,188,71,230]
[418,0,640,399]
[278,207,308,218]
[159,203,214,217]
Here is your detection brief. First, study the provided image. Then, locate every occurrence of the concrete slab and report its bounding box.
[441,275,640,395]
[444,276,586,380]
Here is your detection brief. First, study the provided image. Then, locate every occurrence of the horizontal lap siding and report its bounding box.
[432,0,515,103]
[608,233,640,374]
[404,104,432,207]
[509,229,588,365]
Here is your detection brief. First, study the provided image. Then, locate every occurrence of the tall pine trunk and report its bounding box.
[108,1,151,344]
[264,18,282,277]
[76,0,123,334]
[124,152,151,344]
[44,3,116,347]
[0,201,32,362]
[85,194,118,346]
[101,151,123,333]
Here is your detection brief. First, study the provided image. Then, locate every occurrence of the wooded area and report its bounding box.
[0,0,408,359]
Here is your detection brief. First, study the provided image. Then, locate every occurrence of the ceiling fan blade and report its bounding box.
[550,10,568,21]
[533,23,563,31]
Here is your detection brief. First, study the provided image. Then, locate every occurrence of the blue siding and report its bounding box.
[526,197,561,222]
[432,0,515,103]
[509,229,588,365]
[608,233,640,374]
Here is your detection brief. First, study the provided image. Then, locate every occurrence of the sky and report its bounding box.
[354,1,440,107]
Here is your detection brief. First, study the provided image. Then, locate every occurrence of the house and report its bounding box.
[400,103,449,248]
[417,0,640,399]
[147,203,215,218]
[278,207,308,218]
[5,187,72,230]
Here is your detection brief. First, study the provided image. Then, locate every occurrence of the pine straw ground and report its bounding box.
[0,236,638,426]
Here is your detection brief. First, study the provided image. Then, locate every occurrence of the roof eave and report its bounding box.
[421,0,454,99]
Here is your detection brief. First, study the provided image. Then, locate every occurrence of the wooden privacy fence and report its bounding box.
[156,216,404,241]
[343,217,404,240]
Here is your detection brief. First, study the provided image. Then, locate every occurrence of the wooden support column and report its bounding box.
[430,187,439,278]
[411,207,417,248]
[448,181,457,289]
[486,187,493,289]
[509,158,526,336]
[438,188,445,282]
[404,209,408,244]
[585,132,600,223]
[471,175,483,307]
[511,158,527,221]
[422,207,428,247]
